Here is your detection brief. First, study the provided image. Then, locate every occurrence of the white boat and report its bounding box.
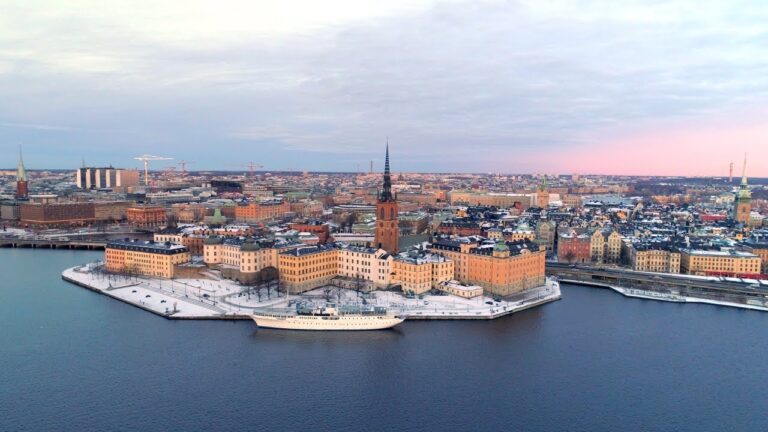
[252,303,405,331]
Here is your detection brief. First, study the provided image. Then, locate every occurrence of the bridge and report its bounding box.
[546,262,768,308]
[0,238,106,250]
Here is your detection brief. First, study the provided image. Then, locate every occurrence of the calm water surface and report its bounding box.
[2,249,767,432]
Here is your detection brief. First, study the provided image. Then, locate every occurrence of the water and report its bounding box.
[2,249,767,432]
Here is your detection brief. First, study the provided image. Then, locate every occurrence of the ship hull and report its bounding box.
[252,314,405,331]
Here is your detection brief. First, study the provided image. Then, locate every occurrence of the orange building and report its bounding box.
[126,206,166,227]
[430,239,546,297]
[105,240,190,278]
[235,199,290,222]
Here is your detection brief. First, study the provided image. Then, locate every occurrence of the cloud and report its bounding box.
[0,0,767,174]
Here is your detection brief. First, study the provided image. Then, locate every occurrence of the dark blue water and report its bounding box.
[2,249,767,432]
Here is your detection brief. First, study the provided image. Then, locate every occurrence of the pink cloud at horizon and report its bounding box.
[547,115,768,177]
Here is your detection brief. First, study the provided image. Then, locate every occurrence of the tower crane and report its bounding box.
[227,162,263,177]
[134,154,173,186]
[178,160,193,175]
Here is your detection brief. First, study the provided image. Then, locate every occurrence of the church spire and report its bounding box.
[17,145,27,182]
[740,153,748,186]
[380,140,393,202]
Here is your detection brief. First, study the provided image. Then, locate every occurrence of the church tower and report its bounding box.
[536,175,549,208]
[16,147,28,199]
[733,155,751,224]
[375,144,399,254]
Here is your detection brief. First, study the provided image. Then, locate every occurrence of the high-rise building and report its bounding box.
[733,155,751,224]
[75,167,140,189]
[16,148,28,199]
[374,144,399,254]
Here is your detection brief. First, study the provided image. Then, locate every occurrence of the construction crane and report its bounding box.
[227,162,263,177]
[134,154,173,186]
[178,160,193,175]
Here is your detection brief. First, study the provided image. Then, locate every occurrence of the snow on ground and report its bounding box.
[63,264,560,320]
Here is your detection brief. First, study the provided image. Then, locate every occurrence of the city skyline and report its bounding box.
[2,0,767,175]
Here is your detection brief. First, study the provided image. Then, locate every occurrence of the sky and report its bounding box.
[1,0,767,176]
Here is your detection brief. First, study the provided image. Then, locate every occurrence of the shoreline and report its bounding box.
[62,264,561,322]
[561,279,768,312]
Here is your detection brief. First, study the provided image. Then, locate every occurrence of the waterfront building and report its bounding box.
[557,228,592,263]
[430,238,545,297]
[680,249,762,277]
[733,156,751,224]
[740,232,768,273]
[278,244,340,293]
[626,243,681,273]
[392,251,454,295]
[437,280,484,299]
[590,228,622,264]
[105,240,191,278]
[75,167,140,189]
[203,237,294,284]
[375,145,399,254]
[20,202,95,226]
[126,206,167,227]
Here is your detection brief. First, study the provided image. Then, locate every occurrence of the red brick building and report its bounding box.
[557,229,592,263]
[289,222,331,244]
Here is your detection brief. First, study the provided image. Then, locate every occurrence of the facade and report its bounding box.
[288,222,330,244]
[448,191,531,209]
[430,239,546,297]
[392,252,453,295]
[375,145,399,254]
[438,281,484,299]
[680,249,762,277]
[627,244,681,273]
[279,245,340,293]
[590,229,622,264]
[76,167,140,189]
[235,199,290,222]
[557,229,592,263]
[105,240,191,278]
[741,233,768,272]
[535,220,556,254]
[93,201,130,221]
[203,237,290,284]
[126,206,167,227]
[20,202,94,226]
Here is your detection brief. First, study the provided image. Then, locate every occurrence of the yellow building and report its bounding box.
[680,249,762,276]
[105,240,191,278]
[590,229,622,264]
[626,244,681,273]
[203,237,298,284]
[278,245,340,293]
[430,239,546,297]
[392,252,454,295]
[437,281,484,299]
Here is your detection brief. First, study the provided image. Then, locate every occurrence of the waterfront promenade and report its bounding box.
[62,263,561,321]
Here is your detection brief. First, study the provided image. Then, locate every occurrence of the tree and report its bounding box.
[323,286,334,302]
